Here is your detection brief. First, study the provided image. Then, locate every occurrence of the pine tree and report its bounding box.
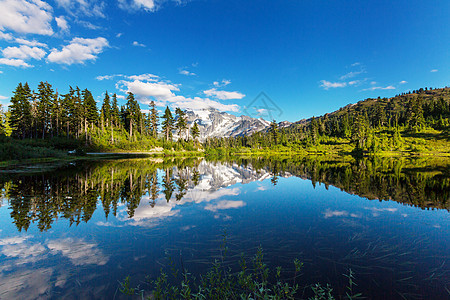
[111,94,120,127]
[191,121,200,142]
[161,106,174,141]
[175,107,187,140]
[51,90,61,137]
[36,81,54,139]
[100,91,111,131]
[125,92,141,139]
[270,120,279,145]
[149,101,158,138]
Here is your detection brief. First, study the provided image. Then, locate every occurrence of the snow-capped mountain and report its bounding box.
[184,108,272,140]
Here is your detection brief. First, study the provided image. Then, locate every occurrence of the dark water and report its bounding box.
[0,157,449,299]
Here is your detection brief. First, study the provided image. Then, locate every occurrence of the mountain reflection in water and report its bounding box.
[0,157,448,299]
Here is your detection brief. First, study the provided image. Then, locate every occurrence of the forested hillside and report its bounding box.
[205,87,450,156]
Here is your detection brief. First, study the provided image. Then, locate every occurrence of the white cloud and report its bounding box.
[370,81,377,85]
[179,69,196,76]
[323,209,349,218]
[117,74,240,112]
[2,45,46,60]
[116,32,123,38]
[47,238,108,266]
[348,80,360,86]
[0,235,32,246]
[213,79,231,87]
[351,62,360,67]
[320,80,347,90]
[0,95,7,99]
[0,31,13,40]
[132,41,146,47]
[95,74,122,81]
[118,79,178,100]
[340,70,365,80]
[399,80,407,84]
[430,69,438,72]
[0,58,31,67]
[47,37,109,65]
[118,0,156,12]
[170,95,240,112]
[14,38,47,48]
[203,88,245,100]
[362,85,395,91]
[54,0,105,18]
[55,16,69,32]
[127,73,159,81]
[205,200,246,212]
[0,0,53,35]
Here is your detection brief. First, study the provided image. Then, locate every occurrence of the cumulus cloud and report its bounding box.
[114,73,241,112]
[14,38,47,48]
[0,0,53,35]
[399,80,407,84]
[55,16,69,32]
[0,58,31,67]
[132,41,146,47]
[47,37,109,65]
[430,69,438,72]
[203,88,245,100]
[54,0,105,18]
[2,45,46,60]
[170,96,240,112]
[0,31,13,41]
[118,79,179,100]
[320,80,347,90]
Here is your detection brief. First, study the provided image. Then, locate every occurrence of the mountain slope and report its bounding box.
[183,108,272,140]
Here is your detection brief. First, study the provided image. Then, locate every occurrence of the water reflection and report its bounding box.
[0,156,449,232]
[0,156,448,299]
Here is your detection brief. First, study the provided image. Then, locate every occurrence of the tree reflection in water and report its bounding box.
[0,156,448,232]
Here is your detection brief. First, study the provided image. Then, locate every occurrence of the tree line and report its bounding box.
[205,87,450,154]
[0,81,201,150]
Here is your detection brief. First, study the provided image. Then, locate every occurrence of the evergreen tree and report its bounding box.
[111,93,120,127]
[310,116,319,145]
[125,92,141,138]
[149,100,158,138]
[100,91,111,131]
[9,83,32,139]
[191,121,200,142]
[270,120,279,145]
[175,107,187,140]
[83,89,98,126]
[352,113,370,151]
[161,106,174,140]
[36,81,54,139]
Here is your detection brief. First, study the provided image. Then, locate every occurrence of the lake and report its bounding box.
[0,157,449,299]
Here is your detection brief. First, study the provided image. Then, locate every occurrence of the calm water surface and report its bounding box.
[0,157,449,299]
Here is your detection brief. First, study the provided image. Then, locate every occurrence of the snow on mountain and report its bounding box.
[184,108,272,140]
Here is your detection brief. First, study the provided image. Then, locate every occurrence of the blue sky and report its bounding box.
[0,0,449,122]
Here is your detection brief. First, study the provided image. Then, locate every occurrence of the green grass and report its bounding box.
[120,242,364,300]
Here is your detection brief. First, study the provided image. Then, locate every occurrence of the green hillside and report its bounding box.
[205,87,450,157]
